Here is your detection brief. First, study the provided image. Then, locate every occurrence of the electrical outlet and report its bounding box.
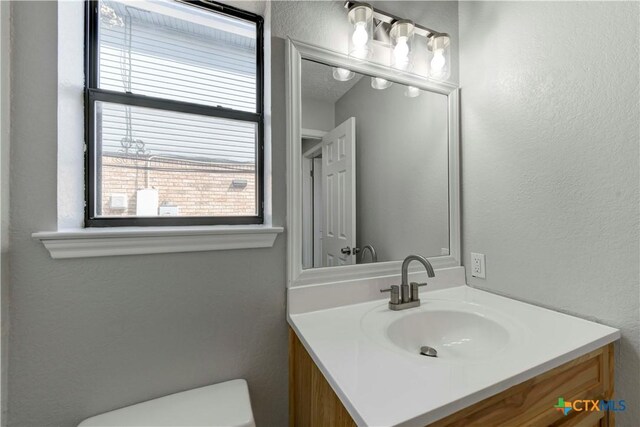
[471,253,486,279]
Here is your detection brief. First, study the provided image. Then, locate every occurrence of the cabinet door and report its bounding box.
[431,344,613,427]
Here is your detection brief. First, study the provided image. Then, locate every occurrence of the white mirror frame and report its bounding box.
[286,39,460,287]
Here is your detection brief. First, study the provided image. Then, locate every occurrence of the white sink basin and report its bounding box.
[386,310,510,361]
[360,298,526,363]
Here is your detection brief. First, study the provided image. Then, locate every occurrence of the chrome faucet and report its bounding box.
[359,245,378,263]
[380,255,435,310]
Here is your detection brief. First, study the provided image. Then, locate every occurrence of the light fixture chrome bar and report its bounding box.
[343,1,443,38]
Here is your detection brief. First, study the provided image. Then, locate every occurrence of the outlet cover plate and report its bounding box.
[471,253,486,279]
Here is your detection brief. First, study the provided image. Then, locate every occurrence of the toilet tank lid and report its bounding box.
[78,379,255,427]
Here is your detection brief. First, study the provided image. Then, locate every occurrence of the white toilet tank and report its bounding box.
[78,379,255,427]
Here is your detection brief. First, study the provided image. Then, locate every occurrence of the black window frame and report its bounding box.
[84,0,265,227]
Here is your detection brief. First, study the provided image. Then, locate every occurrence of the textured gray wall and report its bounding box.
[0,1,9,424]
[301,97,335,132]
[335,77,449,261]
[459,2,640,425]
[8,2,289,426]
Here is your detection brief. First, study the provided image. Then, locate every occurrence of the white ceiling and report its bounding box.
[301,60,363,104]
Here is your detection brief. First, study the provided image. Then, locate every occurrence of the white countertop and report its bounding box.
[288,285,620,426]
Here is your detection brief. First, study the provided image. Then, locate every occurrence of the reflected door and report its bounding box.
[321,117,356,266]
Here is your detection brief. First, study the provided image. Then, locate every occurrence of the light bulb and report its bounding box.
[404,86,420,97]
[336,68,350,79]
[394,37,409,58]
[371,77,392,90]
[332,67,355,82]
[393,37,410,68]
[352,22,368,48]
[431,50,446,73]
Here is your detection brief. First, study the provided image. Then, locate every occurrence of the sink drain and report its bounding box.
[420,346,438,357]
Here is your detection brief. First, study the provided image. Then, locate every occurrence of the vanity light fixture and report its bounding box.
[427,33,451,80]
[371,77,392,90]
[347,2,374,59]
[390,20,415,71]
[344,1,452,82]
[332,67,355,81]
[404,86,421,97]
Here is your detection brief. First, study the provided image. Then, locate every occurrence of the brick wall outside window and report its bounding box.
[100,155,256,217]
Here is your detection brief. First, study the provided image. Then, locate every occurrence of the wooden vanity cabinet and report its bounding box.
[289,328,615,427]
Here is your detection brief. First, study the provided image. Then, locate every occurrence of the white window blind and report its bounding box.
[99,0,257,111]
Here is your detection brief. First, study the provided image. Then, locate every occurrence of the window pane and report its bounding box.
[98,0,257,112]
[94,101,258,218]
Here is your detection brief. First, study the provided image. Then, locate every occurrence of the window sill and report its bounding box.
[32,225,284,259]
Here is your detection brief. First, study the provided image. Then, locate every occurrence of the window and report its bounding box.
[85,0,264,226]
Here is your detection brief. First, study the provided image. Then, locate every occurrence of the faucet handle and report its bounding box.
[380,285,400,305]
[410,282,428,301]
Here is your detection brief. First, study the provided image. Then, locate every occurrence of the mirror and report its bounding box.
[300,59,450,269]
